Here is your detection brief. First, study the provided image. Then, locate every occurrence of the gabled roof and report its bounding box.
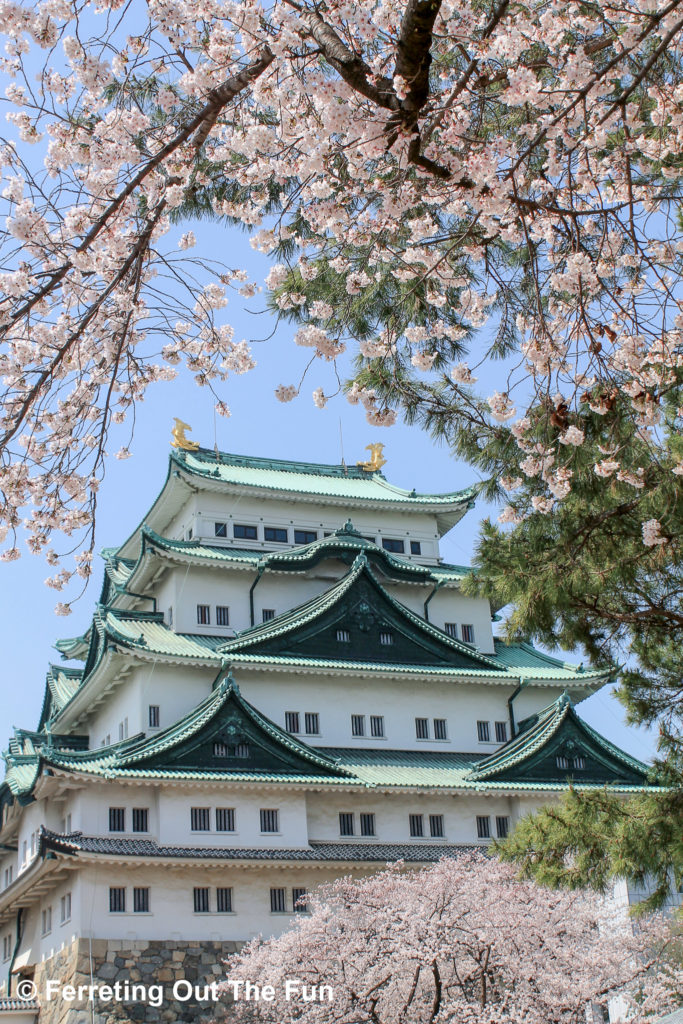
[37,666,82,729]
[468,692,650,785]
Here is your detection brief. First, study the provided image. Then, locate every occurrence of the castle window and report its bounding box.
[382,538,405,553]
[270,887,287,913]
[410,540,421,555]
[108,808,125,832]
[216,808,235,832]
[360,813,376,837]
[429,814,444,838]
[60,893,71,924]
[285,711,300,734]
[461,624,475,644]
[370,715,384,738]
[294,530,317,544]
[379,631,394,645]
[197,604,210,625]
[304,712,319,735]
[262,608,276,622]
[132,809,149,833]
[133,887,150,913]
[265,526,288,543]
[214,741,249,758]
[148,705,160,728]
[351,714,365,737]
[167,606,173,627]
[415,717,429,740]
[409,814,424,838]
[3,866,13,889]
[336,628,350,643]
[556,756,571,769]
[214,521,227,538]
[292,887,308,913]
[217,887,233,913]
[193,887,210,913]
[434,718,447,740]
[190,807,211,832]
[444,622,458,638]
[495,721,508,743]
[186,528,193,541]
[214,742,229,757]
[2,935,11,961]
[476,815,491,839]
[339,812,354,836]
[41,907,52,936]
[496,816,510,839]
[109,887,126,913]
[573,756,586,770]
[234,524,257,540]
[118,718,128,741]
[477,721,490,743]
[235,743,250,758]
[260,809,279,833]
[216,605,230,626]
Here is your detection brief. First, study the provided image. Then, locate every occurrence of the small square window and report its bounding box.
[133,887,150,913]
[477,721,490,743]
[216,887,232,913]
[260,809,279,833]
[262,608,276,622]
[461,624,475,644]
[109,808,125,832]
[265,526,288,543]
[409,814,424,837]
[496,816,510,839]
[351,714,365,737]
[476,815,491,839]
[495,721,508,743]
[148,705,160,728]
[270,887,287,913]
[379,631,394,645]
[234,524,258,540]
[370,715,384,738]
[336,628,350,643]
[304,712,319,735]
[285,711,300,733]
[132,808,148,833]
[193,887,210,913]
[216,605,230,626]
[294,530,317,544]
[415,717,429,740]
[292,887,308,913]
[382,538,405,553]
[214,522,227,538]
[444,622,458,638]
[197,604,210,626]
[216,808,235,832]
[410,540,421,555]
[191,807,211,832]
[434,718,447,740]
[360,813,376,837]
[109,887,126,913]
[429,814,444,838]
[339,812,354,836]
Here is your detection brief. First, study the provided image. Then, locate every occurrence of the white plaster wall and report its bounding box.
[157,788,309,849]
[28,873,81,968]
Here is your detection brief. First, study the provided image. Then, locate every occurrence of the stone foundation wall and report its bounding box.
[30,938,242,1024]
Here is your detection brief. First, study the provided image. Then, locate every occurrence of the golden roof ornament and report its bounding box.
[171,418,200,452]
[357,442,386,473]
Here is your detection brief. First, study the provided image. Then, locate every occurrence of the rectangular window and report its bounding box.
[444,622,458,638]
[234,524,258,540]
[304,712,319,735]
[148,705,160,728]
[260,809,279,833]
[41,907,52,936]
[409,813,424,838]
[270,887,287,913]
[434,718,447,740]
[336,628,350,643]
[235,742,250,758]
[2,936,10,962]
[410,540,421,555]
[132,809,149,833]
[216,605,230,626]
[214,521,227,538]
[477,721,490,742]
[415,717,429,739]
[461,624,475,644]
[262,608,276,622]
[193,887,210,913]
[109,887,126,913]
[339,812,355,836]
[118,718,128,741]
[476,815,491,839]
[167,606,173,627]
[496,816,510,839]
[382,538,405,553]
[216,887,233,913]
[370,715,384,738]
[61,893,72,924]
[285,711,300,733]
[294,530,317,544]
[573,756,586,770]
[351,714,365,737]
[292,887,308,913]
[197,604,210,625]
[265,526,288,543]
[360,813,376,837]
[133,887,150,913]
[379,631,394,645]
[556,755,571,769]
[429,814,445,838]
[495,721,508,743]
[216,808,235,832]
[186,527,193,541]
[190,807,211,832]
[109,807,125,832]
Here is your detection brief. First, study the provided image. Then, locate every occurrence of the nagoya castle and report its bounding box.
[0,433,656,1023]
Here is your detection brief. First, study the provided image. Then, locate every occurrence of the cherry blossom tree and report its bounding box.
[1,0,683,600]
[223,855,683,1024]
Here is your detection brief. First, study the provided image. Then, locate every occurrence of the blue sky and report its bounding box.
[0,218,657,764]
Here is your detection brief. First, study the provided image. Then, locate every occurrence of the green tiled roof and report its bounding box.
[38,666,83,728]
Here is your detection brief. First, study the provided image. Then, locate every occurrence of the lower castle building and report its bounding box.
[0,445,658,1023]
